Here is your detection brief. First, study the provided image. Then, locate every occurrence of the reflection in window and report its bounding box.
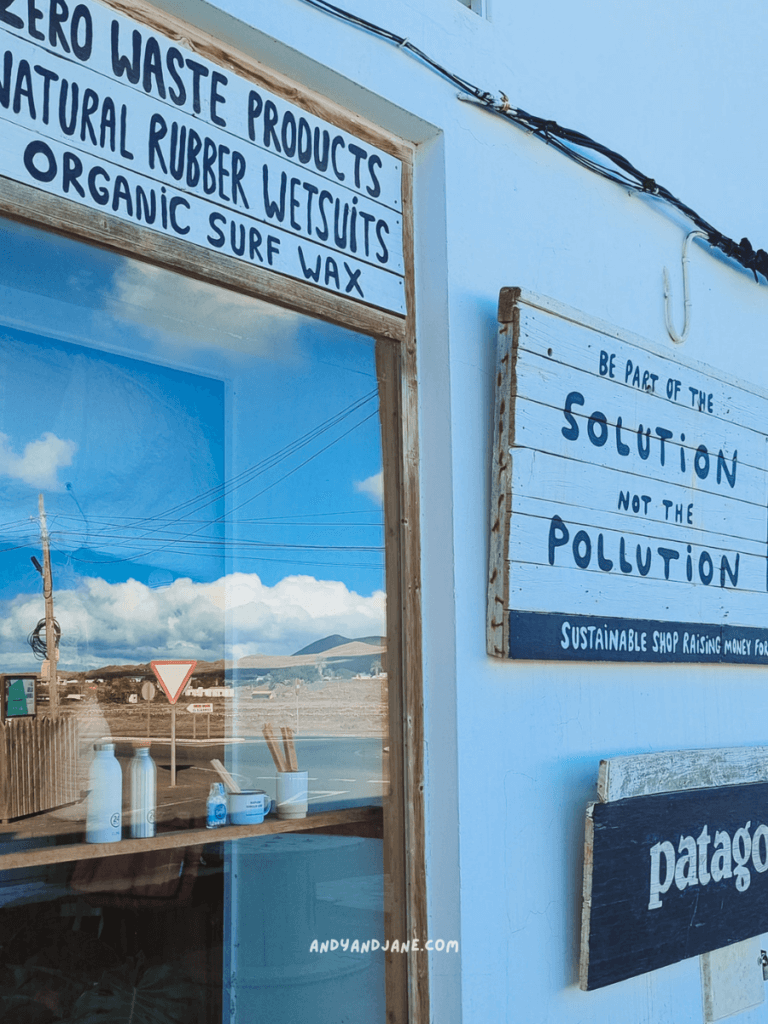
[0,217,389,1022]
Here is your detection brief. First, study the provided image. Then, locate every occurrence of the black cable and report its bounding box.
[298,0,768,283]
[27,618,61,660]
[60,387,378,556]
[70,408,378,566]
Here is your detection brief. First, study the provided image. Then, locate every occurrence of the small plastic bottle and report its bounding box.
[206,783,228,829]
[86,742,122,843]
[129,741,156,839]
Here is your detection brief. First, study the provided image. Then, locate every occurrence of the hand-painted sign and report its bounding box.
[0,0,404,313]
[508,611,768,664]
[581,780,768,990]
[488,288,768,663]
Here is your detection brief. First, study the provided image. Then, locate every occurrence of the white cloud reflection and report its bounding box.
[108,260,303,358]
[0,432,77,490]
[0,571,385,670]
[354,471,383,505]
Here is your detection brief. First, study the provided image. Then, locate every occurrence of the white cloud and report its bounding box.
[355,471,383,505]
[108,260,303,358]
[0,432,77,490]
[0,572,385,669]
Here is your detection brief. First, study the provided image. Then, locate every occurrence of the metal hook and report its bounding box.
[663,230,707,344]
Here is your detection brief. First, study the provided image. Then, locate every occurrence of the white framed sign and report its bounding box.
[0,0,405,313]
[487,287,768,664]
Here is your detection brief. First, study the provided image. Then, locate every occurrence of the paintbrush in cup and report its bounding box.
[262,722,287,772]
[281,725,298,771]
[210,758,242,794]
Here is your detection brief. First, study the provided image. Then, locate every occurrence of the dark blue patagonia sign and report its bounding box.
[508,611,768,664]
[582,783,768,989]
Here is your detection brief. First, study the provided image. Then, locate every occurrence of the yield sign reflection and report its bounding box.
[150,660,197,704]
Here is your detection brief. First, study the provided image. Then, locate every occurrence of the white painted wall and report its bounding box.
[144,1,768,1020]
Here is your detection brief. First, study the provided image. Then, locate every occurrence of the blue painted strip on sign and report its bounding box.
[508,611,768,663]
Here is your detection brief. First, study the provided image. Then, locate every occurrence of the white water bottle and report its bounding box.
[129,742,156,838]
[86,743,122,843]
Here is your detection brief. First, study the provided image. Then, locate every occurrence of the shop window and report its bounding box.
[0,214,408,1023]
[0,0,424,1015]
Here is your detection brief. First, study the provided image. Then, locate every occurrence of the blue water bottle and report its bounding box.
[206,783,227,828]
[129,741,156,839]
[86,742,122,843]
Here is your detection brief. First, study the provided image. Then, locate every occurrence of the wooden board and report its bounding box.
[506,611,768,664]
[399,155,429,1024]
[580,783,768,989]
[0,0,405,313]
[0,175,407,342]
[488,287,768,662]
[598,747,768,803]
[0,805,382,871]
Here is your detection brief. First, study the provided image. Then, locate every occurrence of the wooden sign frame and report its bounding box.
[488,287,768,664]
[580,747,768,990]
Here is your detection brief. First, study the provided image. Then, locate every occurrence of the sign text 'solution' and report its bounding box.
[0,0,404,312]
[487,289,768,663]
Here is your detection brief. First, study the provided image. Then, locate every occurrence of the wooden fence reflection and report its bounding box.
[0,717,79,821]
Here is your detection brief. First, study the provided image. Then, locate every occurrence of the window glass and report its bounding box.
[0,216,388,1022]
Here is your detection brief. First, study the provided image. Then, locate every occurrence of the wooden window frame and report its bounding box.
[0,1,427,1021]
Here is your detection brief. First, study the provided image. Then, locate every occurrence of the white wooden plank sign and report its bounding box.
[0,0,404,313]
[487,287,768,663]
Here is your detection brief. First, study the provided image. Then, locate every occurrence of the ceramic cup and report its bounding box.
[276,770,308,819]
[227,790,272,825]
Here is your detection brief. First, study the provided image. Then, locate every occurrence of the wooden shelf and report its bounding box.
[0,806,382,871]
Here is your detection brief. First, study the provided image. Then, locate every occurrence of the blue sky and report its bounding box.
[0,218,386,668]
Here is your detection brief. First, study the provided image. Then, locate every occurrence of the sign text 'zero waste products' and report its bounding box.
[0,0,404,312]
